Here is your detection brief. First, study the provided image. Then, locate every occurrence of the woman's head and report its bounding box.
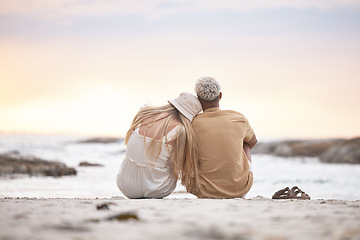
[124,93,201,192]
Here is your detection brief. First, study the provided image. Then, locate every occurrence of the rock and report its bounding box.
[96,203,109,210]
[252,139,343,157]
[76,137,124,144]
[252,137,360,164]
[79,162,103,167]
[106,212,139,221]
[0,152,77,177]
[320,137,360,164]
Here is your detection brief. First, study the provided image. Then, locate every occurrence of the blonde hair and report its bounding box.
[124,104,200,192]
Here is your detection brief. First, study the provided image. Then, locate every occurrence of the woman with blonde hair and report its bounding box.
[116,92,202,198]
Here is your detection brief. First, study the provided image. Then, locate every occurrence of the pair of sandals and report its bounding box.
[272,186,311,200]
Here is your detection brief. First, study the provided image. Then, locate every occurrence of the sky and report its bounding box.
[1,0,360,139]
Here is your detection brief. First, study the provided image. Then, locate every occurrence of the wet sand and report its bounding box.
[1,195,359,240]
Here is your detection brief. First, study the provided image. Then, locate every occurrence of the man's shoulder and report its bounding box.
[220,109,244,116]
[214,109,247,120]
[193,109,246,122]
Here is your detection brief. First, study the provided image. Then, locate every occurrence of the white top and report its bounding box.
[116,126,179,198]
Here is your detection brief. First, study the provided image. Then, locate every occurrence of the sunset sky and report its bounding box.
[1,0,360,139]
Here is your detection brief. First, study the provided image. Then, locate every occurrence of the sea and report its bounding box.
[0,134,359,201]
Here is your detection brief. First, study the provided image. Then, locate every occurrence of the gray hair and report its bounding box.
[194,76,221,101]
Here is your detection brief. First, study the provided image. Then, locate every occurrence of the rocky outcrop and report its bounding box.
[0,151,77,177]
[252,139,344,157]
[76,137,124,144]
[79,161,103,167]
[252,137,360,164]
[320,137,360,164]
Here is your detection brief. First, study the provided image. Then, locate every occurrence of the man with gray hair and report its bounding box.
[190,76,257,198]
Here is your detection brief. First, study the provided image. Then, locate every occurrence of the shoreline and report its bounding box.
[1,196,359,240]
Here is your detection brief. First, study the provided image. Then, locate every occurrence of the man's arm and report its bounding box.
[247,134,258,149]
[243,134,258,162]
[243,142,252,162]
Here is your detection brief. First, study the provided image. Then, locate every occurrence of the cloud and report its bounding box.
[1,0,359,19]
[197,0,360,11]
[0,0,161,18]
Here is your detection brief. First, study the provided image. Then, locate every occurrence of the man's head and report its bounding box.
[194,76,222,110]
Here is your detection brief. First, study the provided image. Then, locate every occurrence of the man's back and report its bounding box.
[191,107,254,198]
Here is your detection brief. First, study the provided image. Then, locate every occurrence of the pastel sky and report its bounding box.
[1,0,360,139]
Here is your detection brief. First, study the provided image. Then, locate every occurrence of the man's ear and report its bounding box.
[219,92,222,100]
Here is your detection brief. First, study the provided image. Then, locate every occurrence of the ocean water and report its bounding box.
[0,134,359,200]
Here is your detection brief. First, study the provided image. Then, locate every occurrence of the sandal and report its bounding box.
[289,186,311,200]
[272,186,311,200]
[272,187,291,199]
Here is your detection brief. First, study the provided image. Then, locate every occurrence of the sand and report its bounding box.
[1,195,359,240]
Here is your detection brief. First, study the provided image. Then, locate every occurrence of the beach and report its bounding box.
[1,134,360,239]
[2,1,360,239]
[1,196,359,240]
